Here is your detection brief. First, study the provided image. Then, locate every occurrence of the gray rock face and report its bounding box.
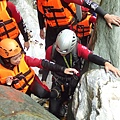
[0,85,58,120]
[72,69,120,120]
[89,0,120,69]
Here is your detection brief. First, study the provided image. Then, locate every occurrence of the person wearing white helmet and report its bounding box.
[55,29,77,55]
[37,0,120,75]
[41,29,120,119]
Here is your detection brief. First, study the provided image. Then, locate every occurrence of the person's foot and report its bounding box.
[37,99,49,110]
[60,116,67,120]
[42,100,49,110]
[59,104,68,118]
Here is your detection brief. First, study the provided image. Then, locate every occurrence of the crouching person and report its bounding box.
[0,38,78,99]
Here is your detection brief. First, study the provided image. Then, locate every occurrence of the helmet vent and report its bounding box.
[9,49,12,52]
[73,36,75,38]
[71,43,74,46]
[72,39,75,42]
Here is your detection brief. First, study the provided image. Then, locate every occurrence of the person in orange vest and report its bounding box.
[72,6,96,46]
[65,0,120,28]
[37,0,82,74]
[37,0,120,50]
[37,0,79,50]
[0,0,30,51]
[0,38,78,98]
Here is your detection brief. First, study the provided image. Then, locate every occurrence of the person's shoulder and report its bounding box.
[46,45,53,59]
[77,43,89,50]
[7,1,15,7]
[7,1,17,11]
[46,45,53,52]
[77,42,82,48]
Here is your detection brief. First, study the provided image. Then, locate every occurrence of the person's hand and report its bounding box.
[104,62,120,77]
[42,81,47,85]
[104,14,120,28]
[40,29,45,39]
[64,68,79,75]
[24,41,30,50]
[6,76,13,85]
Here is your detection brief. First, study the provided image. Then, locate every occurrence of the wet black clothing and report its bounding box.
[42,43,108,118]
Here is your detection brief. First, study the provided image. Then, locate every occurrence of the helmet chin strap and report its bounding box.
[63,53,72,68]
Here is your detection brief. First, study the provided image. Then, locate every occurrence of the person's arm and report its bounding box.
[41,69,49,82]
[7,2,29,42]
[7,1,22,23]
[64,0,83,5]
[17,19,29,42]
[64,0,107,17]
[7,1,30,50]
[17,19,30,50]
[82,0,107,18]
[37,8,46,39]
[88,53,120,77]
[64,0,120,28]
[24,55,78,75]
[41,46,52,82]
[77,43,108,65]
[37,8,45,30]
[24,55,65,71]
[89,15,96,24]
[77,43,92,60]
[88,53,109,66]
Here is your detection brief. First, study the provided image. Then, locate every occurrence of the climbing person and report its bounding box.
[41,29,120,119]
[37,0,120,75]
[37,0,81,74]
[0,38,78,99]
[0,0,30,51]
[72,6,96,46]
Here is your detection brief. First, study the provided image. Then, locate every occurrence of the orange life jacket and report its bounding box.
[73,13,92,38]
[37,0,76,27]
[0,1,20,40]
[0,54,35,93]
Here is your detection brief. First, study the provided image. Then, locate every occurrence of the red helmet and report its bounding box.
[81,6,89,12]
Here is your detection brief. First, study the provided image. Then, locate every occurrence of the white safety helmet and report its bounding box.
[55,29,77,54]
